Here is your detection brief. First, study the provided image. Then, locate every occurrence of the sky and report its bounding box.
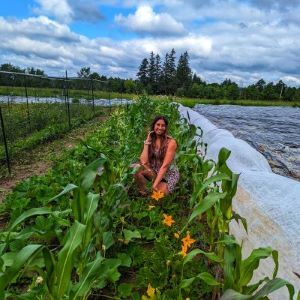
[0,0,300,86]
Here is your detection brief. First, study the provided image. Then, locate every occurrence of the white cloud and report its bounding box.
[1,0,300,87]
[33,0,73,23]
[281,75,300,87]
[115,5,186,36]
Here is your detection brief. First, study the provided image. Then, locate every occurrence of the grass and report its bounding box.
[1,85,299,107]
[0,85,135,101]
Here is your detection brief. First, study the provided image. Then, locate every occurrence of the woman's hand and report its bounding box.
[145,131,154,144]
[152,182,159,191]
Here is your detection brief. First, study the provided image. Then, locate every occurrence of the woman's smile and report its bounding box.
[154,120,166,135]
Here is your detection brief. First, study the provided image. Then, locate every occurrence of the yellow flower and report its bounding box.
[181,232,196,248]
[147,283,155,297]
[163,214,175,227]
[147,204,156,210]
[151,190,164,201]
[35,276,43,284]
[180,244,188,257]
[174,232,180,239]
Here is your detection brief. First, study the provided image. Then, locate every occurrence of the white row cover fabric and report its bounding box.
[178,105,300,298]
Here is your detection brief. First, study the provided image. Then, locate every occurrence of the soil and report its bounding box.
[0,116,107,202]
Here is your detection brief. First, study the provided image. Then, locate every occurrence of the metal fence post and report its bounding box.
[91,78,95,116]
[0,107,11,174]
[65,70,71,129]
[24,75,31,132]
[109,91,111,114]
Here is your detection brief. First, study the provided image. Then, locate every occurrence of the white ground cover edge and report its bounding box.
[178,104,300,298]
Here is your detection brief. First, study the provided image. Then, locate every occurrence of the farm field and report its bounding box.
[1,85,300,107]
[0,102,110,177]
[0,97,296,299]
[0,114,109,201]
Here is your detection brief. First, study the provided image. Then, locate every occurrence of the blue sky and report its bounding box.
[0,0,300,86]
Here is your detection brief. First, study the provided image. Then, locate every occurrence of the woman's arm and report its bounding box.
[153,139,177,190]
[140,143,150,166]
[140,131,153,170]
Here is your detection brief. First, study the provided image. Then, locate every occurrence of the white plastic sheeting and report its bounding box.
[178,105,300,298]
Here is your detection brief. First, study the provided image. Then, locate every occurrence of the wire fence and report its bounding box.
[0,71,129,176]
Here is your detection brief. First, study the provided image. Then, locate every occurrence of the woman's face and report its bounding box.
[154,119,167,136]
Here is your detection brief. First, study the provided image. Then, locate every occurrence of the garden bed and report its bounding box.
[0,97,297,299]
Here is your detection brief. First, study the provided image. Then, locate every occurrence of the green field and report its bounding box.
[1,85,300,107]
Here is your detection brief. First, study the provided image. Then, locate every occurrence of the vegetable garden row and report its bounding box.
[0,97,298,299]
[0,101,108,176]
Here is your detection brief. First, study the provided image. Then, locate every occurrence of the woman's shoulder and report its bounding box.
[167,135,177,147]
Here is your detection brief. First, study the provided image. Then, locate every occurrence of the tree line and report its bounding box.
[136,49,300,101]
[1,60,300,101]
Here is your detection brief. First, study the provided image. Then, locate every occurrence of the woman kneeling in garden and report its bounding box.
[135,115,180,196]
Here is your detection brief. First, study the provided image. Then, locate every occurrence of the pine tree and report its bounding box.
[148,52,156,93]
[137,58,149,87]
[163,49,177,94]
[176,51,192,91]
[154,54,162,94]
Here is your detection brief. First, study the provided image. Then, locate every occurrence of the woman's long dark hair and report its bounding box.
[149,116,169,167]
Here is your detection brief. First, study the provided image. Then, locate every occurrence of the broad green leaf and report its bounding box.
[217,148,231,168]
[84,193,100,224]
[243,276,269,295]
[71,255,105,300]
[53,221,86,299]
[180,277,195,289]
[188,192,226,223]
[104,259,122,282]
[221,289,252,300]
[231,212,248,233]
[117,253,132,267]
[197,272,220,286]
[224,237,241,290]
[0,244,43,292]
[253,278,295,300]
[199,174,231,194]
[118,283,133,297]
[103,231,114,250]
[123,229,141,242]
[47,183,78,203]
[79,157,106,191]
[239,247,277,287]
[10,207,52,232]
[42,248,56,289]
[183,249,222,266]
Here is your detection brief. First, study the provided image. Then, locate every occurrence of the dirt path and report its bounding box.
[0,116,107,202]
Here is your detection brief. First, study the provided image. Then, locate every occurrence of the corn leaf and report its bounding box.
[79,157,106,191]
[71,254,105,299]
[53,221,86,299]
[0,244,43,292]
[221,289,252,300]
[239,247,278,287]
[188,192,226,223]
[10,207,52,232]
[47,183,78,203]
[84,193,100,224]
[252,278,295,300]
